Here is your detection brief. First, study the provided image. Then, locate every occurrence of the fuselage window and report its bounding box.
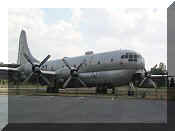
[121,55,125,59]
[125,55,128,59]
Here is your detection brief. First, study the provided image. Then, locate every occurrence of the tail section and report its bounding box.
[17,30,39,65]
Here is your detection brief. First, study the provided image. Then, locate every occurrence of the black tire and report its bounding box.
[96,87,99,94]
[112,87,115,94]
[96,86,107,94]
[102,86,107,94]
[96,86,102,94]
[47,87,58,93]
[46,87,52,93]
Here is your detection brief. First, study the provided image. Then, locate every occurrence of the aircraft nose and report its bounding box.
[141,56,145,69]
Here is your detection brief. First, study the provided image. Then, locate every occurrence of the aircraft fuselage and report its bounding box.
[41,49,145,87]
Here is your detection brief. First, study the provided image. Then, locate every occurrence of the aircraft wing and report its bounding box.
[0,67,56,82]
[0,64,20,68]
[0,67,19,80]
[41,70,56,75]
[40,70,57,80]
[150,74,168,79]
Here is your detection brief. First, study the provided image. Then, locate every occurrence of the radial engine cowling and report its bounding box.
[56,68,70,78]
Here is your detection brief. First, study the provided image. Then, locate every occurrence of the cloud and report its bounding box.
[8,8,84,63]
[8,8,167,69]
[79,8,167,69]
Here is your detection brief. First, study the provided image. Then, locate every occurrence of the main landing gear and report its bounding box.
[96,85,114,94]
[46,79,58,93]
[128,81,135,96]
[96,86,107,94]
[46,86,58,93]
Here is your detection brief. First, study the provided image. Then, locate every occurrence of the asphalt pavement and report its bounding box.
[8,95,167,123]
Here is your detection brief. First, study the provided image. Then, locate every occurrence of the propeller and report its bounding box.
[23,53,51,85]
[139,68,157,88]
[62,58,87,88]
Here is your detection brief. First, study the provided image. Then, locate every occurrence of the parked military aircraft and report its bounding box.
[0,30,162,93]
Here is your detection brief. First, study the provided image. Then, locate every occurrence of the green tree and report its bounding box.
[150,62,167,75]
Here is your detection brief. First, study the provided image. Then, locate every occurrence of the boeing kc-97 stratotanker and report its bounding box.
[0,30,161,93]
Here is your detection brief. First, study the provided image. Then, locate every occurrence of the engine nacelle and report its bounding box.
[56,68,70,78]
[18,63,33,74]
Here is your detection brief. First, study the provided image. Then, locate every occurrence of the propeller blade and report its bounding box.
[144,68,147,73]
[39,55,51,67]
[144,68,148,76]
[76,77,87,87]
[77,60,86,71]
[63,76,72,88]
[149,79,157,88]
[62,58,72,70]
[40,74,50,85]
[139,77,147,87]
[23,53,34,66]
[23,72,34,83]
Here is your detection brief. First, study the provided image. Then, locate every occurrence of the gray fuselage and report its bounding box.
[40,49,145,87]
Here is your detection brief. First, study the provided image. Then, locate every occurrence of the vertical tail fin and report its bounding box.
[17,30,39,65]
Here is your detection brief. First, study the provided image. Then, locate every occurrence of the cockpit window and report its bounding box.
[121,52,139,62]
[129,55,133,59]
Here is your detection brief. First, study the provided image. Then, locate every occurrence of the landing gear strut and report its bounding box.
[128,81,135,96]
[46,79,58,93]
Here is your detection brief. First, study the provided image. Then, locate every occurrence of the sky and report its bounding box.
[8,8,167,70]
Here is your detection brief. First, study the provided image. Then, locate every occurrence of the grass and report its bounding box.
[0,84,170,100]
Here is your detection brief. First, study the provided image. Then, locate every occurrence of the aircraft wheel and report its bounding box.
[112,87,115,94]
[96,86,102,94]
[96,86,107,94]
[47,87,58,93]
[52,87,58,93]
[102,86,107,94]
[46,87,52,93]
[96,87,98,94]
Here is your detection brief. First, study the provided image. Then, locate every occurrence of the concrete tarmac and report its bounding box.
[8,95,167,123]
[0,96,8,130]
